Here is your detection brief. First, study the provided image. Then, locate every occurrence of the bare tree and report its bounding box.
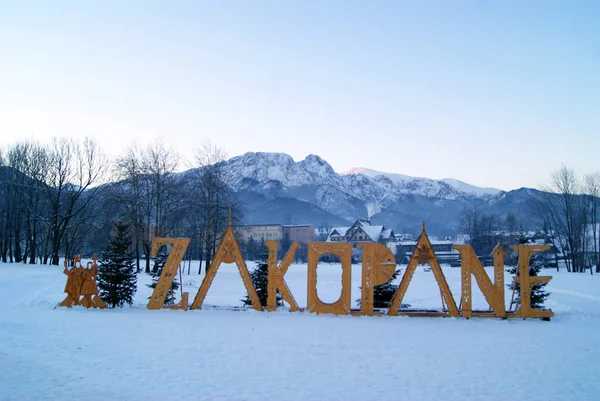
[0,148,6,262]
[458,206,482,243]
[8,142,49,264]
[114,144,145,272]
[142,140,180,238]
[585,173,600,273]
[457,206,500,256]
[537,166,589,273]
[140,140,180,273]
[505,213,519,245]
[190,141,241,274]
[0,156,23,262]
[42,138,108,265]
[113,139,180,273]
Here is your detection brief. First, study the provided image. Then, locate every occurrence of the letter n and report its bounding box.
[454,244,505,318]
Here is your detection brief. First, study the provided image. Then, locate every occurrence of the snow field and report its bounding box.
[1,261,600,400]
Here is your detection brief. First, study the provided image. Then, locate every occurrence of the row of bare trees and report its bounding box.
[457,166,599,274]
[0,138,108,265]
[457,207,504,255]
[534,166,600,273]
[0,138,240,272]
[111,140,240,274]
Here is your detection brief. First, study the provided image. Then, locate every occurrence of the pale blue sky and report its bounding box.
[1,1,598,190]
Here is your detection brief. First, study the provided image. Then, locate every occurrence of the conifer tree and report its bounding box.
[242,248,281,307]
[356,268,403,308]
[147,249,180,305]
[98,222,138,308]
[508,240,550,309]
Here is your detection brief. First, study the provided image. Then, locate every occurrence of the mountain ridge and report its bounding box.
[200,151,542,235]
[341,167,501,196]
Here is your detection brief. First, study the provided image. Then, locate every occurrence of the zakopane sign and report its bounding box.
[141,221,553,320]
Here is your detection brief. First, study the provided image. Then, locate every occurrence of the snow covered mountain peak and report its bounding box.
[341,167,500,197]
[224,152,498,202]
[342,167,413,183]
[439,178,501,196]
[188,151,534,233]
[299,154,337,177]
[226,152,340,188]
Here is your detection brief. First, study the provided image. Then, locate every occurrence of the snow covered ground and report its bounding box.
[1,261,600,400]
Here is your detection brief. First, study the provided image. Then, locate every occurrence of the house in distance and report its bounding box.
[327,219,396,247]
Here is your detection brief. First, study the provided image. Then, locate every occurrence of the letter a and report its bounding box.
[191,224,262,311]
[388,224,459,317]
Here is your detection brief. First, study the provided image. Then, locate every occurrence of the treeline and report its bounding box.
[535,167,599,273]
[458,166,600,274]
[0,138,239,273]
[0,138,106,265]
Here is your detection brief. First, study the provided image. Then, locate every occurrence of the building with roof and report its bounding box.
[283,224,316,245]
[396,239,460,265]
[327,219,396,247]
[236,224,316,245]
[236,224,285,243]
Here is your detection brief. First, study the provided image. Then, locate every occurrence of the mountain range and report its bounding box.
[197,152,541,236]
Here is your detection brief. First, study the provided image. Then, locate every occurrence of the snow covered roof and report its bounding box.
[328,227,350,240]
[361,224,383,242]
[399,240,454,246]
[283,224,315,228]
[328,220,395,242]
[381,228,394,240]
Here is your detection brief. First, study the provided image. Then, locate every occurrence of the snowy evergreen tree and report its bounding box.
[508,240,550,309]
[356,268,402,308]
[147,248,179,305]
[98,222,137,308]
[242,248,281,307]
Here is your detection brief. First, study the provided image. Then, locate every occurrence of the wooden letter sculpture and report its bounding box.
[359,243,396,316]
[388,224,459,317]
[307,243,352,315]
[147,238,190,310]
[62,215,555,320]
[454,244,506,318]
[509,244,553,319]
[59,254,107,309]
[191,224,262,311]
[266,241,301,312]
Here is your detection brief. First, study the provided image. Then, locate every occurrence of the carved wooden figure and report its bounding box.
[307,242,352,315]
[358,243,396,316]
[509,244,553,319]
[147,238,190,311]
[266,241,301,312]
[59,254,107,309]
[388,224,459,317]
[453,245,505,318]
[191,224,262,311]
